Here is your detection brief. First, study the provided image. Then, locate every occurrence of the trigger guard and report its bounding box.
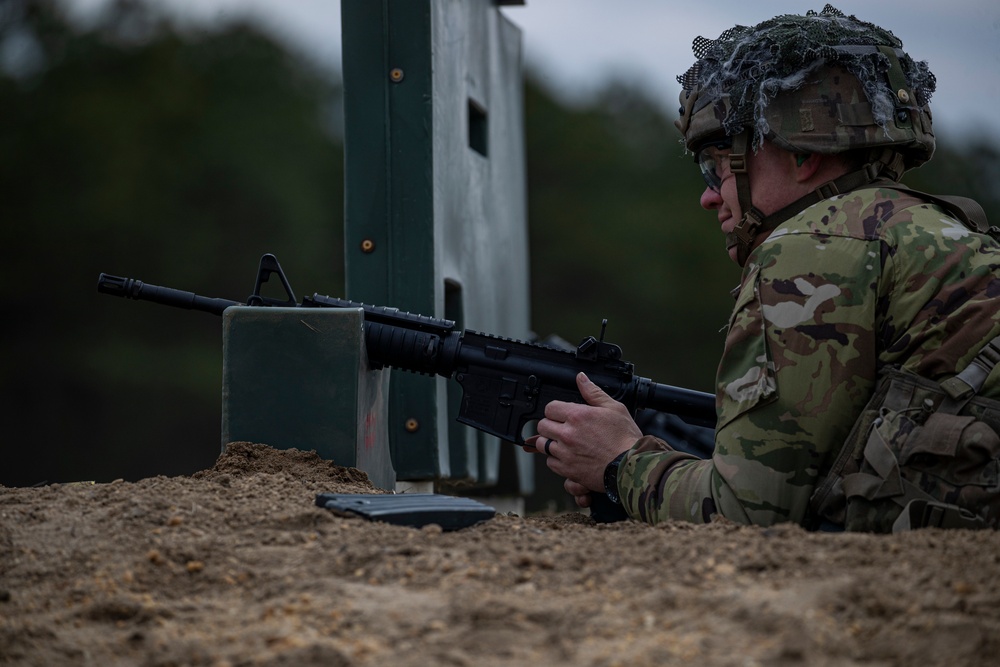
[518,418,539,446]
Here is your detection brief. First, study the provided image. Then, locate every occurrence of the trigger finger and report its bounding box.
[542,400,572,422]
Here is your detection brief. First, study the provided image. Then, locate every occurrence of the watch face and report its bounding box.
[604,454,624,504]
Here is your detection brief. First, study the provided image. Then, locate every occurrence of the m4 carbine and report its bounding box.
[98,254,717,520]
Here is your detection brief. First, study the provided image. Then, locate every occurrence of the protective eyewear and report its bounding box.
[695,139,734,193]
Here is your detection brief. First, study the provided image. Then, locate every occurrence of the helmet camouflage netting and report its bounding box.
[675,4,936,155]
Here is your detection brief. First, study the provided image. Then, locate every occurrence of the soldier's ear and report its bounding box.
[793,152,824,183]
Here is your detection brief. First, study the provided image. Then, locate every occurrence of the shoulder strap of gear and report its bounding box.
[877,184,996,240]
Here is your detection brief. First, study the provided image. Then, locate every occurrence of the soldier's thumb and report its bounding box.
[576,372,615,408]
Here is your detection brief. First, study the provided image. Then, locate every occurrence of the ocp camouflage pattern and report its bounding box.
[834,369,1000,531]
[762,63,934,164]
[619,187,1000,526]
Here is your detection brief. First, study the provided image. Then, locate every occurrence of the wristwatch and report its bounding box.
[603,452,627,505]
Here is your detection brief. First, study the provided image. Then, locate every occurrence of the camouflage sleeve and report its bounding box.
[618,222,883,526]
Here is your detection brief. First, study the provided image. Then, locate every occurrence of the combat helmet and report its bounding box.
[675,5,937,265]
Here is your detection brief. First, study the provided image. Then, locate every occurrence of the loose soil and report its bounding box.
[2,442,999,666]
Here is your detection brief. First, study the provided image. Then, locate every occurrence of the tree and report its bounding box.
[0,0,345,485]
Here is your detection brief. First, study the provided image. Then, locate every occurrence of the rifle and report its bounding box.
[98,254,717,521]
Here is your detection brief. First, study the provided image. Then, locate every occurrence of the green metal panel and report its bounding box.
[341,0,531,488]
[221,307,395,491]
[342,0,444,480]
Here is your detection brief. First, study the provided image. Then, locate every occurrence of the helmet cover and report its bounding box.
[675,4,936,169]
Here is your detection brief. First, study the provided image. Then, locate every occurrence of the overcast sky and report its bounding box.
[68,0,1000,142]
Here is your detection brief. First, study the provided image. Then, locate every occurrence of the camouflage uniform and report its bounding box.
[617,187,1000,527]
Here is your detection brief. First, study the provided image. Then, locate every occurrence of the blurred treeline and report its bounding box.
[2,0,997,486]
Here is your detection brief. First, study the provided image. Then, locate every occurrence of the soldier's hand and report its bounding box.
[564,479,592,508]
[533,372,641,492]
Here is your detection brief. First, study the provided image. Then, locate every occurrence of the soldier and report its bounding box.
[527,6,1000,531]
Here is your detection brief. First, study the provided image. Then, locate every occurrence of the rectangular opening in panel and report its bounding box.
[468,99,488,157]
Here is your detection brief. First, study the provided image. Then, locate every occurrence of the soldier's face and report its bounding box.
[699,140,801,264]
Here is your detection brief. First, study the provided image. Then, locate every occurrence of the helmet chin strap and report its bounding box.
[725,132,768,267]
[723,133,907,267]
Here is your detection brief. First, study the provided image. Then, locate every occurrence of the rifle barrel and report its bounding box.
[97,274,240,316]
[645,381,717,429]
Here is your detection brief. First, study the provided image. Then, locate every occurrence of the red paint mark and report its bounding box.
[364,412,377,449]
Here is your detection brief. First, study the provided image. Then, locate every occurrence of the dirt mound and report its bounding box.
[193,441,376,490]
[2,444,999,666]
